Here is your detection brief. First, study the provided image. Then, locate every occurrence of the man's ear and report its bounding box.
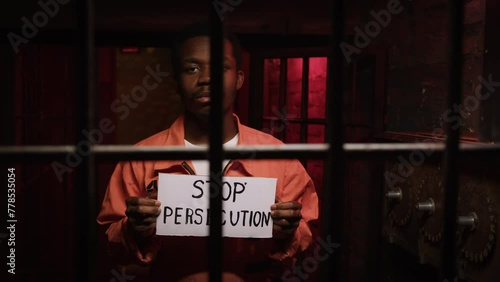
[236,70,244,90]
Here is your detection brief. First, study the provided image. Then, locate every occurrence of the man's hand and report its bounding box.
[125,191,161,242]
[271,200,302,239]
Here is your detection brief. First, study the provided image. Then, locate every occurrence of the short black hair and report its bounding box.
[171,21,243,80]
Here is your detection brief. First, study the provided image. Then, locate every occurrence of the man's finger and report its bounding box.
[126,205,162,217]
[273,218,293,226]
[141,216,160,224]
[271,209,302,219]
[271,201,302,210]
[131,215,159,225]
[126,197,160,207]
[132,222,156,233]
[273,222,298,233]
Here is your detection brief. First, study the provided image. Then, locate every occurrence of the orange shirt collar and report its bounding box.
[153,113,255,174]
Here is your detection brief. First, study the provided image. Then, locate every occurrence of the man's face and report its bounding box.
[177,36,244,117]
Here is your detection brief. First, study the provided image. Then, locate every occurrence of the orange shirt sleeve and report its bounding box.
[96,161,161,265]
[270,159,319,266]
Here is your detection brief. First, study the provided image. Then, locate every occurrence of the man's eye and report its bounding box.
[184,67,199,73]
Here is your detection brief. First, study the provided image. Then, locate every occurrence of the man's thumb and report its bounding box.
[146,180,158,199]
[148,191,158,200]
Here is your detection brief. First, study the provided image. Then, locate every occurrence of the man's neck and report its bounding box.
[183,111,238,145]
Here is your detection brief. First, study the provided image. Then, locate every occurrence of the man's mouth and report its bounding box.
[194,91,210,103]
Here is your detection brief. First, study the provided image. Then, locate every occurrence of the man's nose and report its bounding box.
[198,68,211,84]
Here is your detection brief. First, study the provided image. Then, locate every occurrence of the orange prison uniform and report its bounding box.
[97,114,319,281]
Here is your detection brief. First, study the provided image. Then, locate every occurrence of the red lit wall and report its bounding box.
[263,56,327,179]
[262,56,328,281]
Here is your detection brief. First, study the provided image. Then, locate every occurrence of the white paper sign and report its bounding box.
[156,174,277,238]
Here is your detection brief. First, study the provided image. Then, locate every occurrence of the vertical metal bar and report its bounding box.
[209,3,224,281]
[322,0,345,281]
[300,57,309,143]
[441,0,463,281]
[76,0,97,281]
[249,55,264,129]
[279,58,288,141]
[300,57,310,168]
